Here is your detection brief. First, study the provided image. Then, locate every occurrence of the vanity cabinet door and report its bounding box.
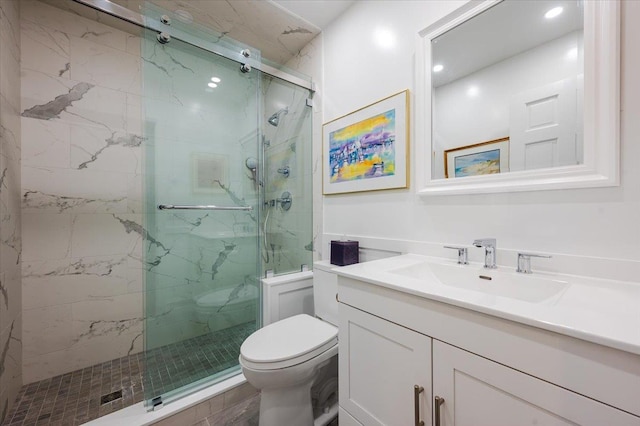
[432,341,640,426]
[339,303,432,426]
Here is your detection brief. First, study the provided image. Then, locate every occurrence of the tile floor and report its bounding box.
[3,322,256,426]
[193,394,339,426]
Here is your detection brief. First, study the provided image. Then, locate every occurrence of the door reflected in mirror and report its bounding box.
[431,0,584,180]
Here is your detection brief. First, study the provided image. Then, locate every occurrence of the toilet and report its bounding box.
[194,284,258,332]
[239,261,339,426]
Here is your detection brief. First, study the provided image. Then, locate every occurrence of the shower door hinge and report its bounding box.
[306,98,313,108]
[151,396,164,411]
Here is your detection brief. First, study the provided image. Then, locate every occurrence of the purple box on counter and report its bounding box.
[330,240,359,266]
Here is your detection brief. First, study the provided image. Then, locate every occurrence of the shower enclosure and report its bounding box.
[9,0,313,422]
[137,3,314,407]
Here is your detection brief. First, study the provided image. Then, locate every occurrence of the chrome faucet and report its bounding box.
[444,245,468,265]
[516,252,552,274]
[473,238,497,269]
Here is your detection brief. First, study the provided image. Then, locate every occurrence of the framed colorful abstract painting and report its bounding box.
[444,137,509,178]
[322,90,409,195]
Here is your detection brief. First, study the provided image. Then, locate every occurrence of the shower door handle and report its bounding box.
[157,204,253,211]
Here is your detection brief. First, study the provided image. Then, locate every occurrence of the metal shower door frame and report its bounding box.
[71,0,315,92]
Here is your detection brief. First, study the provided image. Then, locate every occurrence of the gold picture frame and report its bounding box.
[444,137,509,178]
[322,90,410,195]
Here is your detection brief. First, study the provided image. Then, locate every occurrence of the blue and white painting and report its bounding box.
[454,149,500,177]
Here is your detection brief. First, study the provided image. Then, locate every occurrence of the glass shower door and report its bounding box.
[140,14,261,405]
[260,75,313,275]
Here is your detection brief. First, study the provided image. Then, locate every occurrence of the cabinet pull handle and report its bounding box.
[434,396,445,426]
[414,385,424,426]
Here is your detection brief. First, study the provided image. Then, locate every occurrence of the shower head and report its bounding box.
[267,107,289,127]
[245,157,258,171]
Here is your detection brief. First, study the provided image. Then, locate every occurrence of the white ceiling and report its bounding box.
[272,0,356,30]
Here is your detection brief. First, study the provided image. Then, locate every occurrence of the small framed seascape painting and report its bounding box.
[444,137,509,178]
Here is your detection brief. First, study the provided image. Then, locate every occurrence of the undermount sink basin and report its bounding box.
[389,261,569,303]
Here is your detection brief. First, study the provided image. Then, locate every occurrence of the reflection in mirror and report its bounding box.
[431,0,584,180]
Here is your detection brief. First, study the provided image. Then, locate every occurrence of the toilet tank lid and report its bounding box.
[240,314,337,363]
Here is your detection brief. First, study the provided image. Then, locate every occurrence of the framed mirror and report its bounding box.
[415,0,620,195]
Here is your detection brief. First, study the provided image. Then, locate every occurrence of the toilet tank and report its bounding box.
[262,271,314,326]
[313,261,339,326]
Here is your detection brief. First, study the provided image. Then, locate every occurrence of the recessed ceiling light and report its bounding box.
[433,64,444,73]
[211,77,221,83]
[208,82,218,88]
[545,6,563,19]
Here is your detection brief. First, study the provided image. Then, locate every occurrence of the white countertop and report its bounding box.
[335,254,640,356]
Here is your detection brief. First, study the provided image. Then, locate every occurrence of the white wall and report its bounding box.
[320,1,640,264]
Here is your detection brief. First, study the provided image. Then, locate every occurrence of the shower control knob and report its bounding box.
[157,32,171,44]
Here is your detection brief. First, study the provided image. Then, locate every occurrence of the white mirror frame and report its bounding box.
[415,0,620,195]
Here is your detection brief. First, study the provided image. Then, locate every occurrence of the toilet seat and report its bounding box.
[195,285,258,308]
[240,314,337,370]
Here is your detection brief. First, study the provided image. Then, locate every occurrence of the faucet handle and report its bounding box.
[444,245,469,265]
[517,252,552,274]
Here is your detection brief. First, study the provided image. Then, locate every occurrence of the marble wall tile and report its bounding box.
[22,304,75,359]
[0,1,20,62]
[69,36,141,95]
[19,1,148,384]
[0,41,21,113]
[22,324,142,383]
[21,213,72,262]
[125,93,143,136]
[22,288,143,382]
[21,118,71,168]
[0,315,22,423]
[0,95,21,166]
[21,0,129,52]
[22,254,138,309]
[21,70,129,131]
[69,125,142,174]
[125,33,141,57]
[70,213,142,258]
[20,19,70,78]
[22,166,129,213]
[126,173,143,214]
[0,0,22,419]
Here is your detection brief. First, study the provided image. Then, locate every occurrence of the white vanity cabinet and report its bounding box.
[433,341,636,426]
[339,304,431,426]
[337,275,640,426]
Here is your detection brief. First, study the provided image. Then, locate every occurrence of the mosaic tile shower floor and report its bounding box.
[3,322,256,426]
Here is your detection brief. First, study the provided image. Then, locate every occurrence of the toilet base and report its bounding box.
[240,345,338,426]
[259,380,314,426]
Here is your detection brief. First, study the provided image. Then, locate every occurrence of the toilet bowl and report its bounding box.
[240,261,339,426]
[194,284,258,332]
